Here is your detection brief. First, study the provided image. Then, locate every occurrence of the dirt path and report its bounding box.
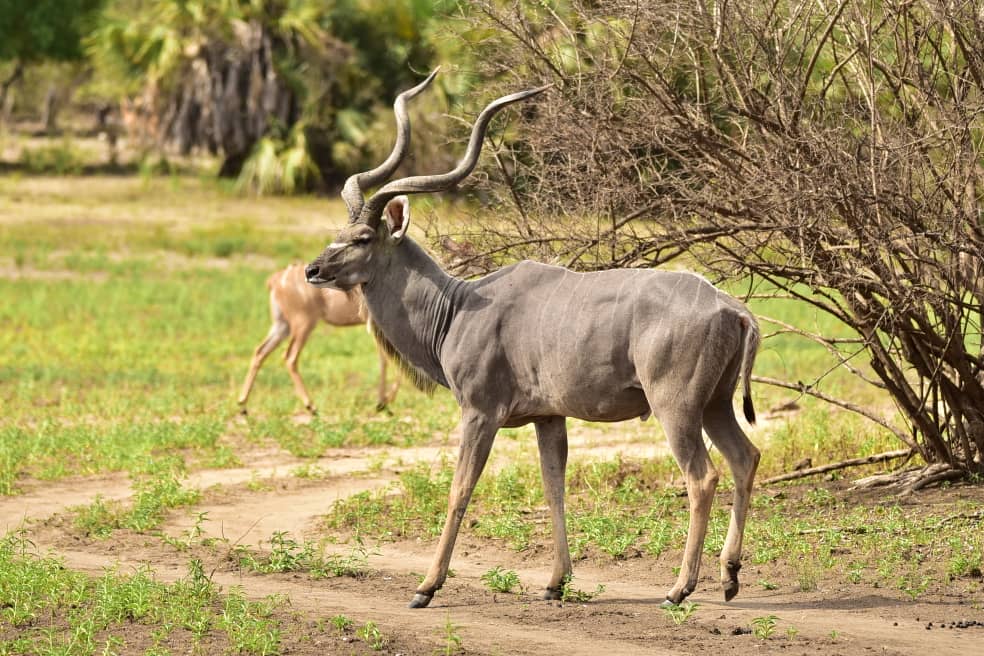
[5,441,983,655]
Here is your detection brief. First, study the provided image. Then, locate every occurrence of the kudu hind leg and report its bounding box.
[283,321,316,412]
[238,318,290,408]
[660,414,719,605]
[535,417,572,600]
[411,413,497,608]
[703,400,759,601]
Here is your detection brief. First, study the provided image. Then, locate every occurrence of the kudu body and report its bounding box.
[306,71,761,608]
[238,263,398,413]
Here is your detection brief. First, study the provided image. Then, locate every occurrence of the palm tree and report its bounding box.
[89,0,336,176]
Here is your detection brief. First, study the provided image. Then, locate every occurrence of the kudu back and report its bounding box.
[306,70,760,609]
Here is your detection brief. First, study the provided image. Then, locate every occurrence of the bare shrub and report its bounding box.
[460,0,984,477]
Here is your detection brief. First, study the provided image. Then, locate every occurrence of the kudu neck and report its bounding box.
[361,238,465,389]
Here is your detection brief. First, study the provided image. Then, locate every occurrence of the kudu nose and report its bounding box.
[304,263,320,281]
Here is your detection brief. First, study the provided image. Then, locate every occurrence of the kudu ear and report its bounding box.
[383,196,411,242]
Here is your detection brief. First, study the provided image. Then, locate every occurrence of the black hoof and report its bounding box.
[408,593,433,609]
[542,587,562,601]
[238,406,248,416]
[723,561,741,601]
[663,587,691,606]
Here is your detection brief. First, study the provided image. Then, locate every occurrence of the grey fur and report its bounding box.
[306,74,761,608]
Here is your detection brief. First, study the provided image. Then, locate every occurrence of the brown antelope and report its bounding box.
[238,263,398,413]
[306,71,760,609]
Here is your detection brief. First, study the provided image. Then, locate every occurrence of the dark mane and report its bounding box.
[369,320,438,395]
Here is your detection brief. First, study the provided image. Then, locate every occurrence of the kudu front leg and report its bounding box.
[535,416,573,600]
[238,318,290,411]
[410,412,497,608]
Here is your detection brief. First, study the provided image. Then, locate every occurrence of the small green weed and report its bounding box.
[311,541,377,579]
[752,614,779,640]
[330,614,353,633]
[662,601,699,625]
[558,575,605,603]
[265,531,314,573]
[162,511,216,551]
[437,611,463,655]
[480,566,521,594]
[234,534,376,579]
[357,620,385,651]
[220,589,283,656]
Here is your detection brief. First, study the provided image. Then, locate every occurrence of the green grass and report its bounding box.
[72,463,201,537]
[0,530,406,655]
[232,532,375,579]
[0,534,257,655]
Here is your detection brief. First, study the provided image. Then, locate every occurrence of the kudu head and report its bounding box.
[305,70,548,290]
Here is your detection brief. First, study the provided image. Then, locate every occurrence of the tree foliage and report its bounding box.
[465,0,984,478]
[0,0,105,63]
[0,0,105,115]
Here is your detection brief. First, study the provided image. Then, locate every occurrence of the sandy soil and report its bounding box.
[4,433,983,656]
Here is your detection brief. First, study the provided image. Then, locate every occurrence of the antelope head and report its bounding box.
[305,70,549,290]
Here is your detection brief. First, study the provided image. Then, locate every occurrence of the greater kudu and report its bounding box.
[306,71,761,609]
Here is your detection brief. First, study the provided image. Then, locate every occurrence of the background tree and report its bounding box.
[462,0,984,484]
[87,0,466,188]
[88,0,340,177]
[0,0,105,126]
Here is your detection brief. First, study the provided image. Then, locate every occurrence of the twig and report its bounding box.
[759,448,913,485]
[926,509,984,531]
[797,526,869,535]
[751,375,914,447]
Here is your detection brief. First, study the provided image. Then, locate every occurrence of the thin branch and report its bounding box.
[760,448,913,485]
[752,374,914,447]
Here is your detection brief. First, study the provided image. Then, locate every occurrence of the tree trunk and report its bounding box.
[41,86,59,134]
[218,150,249,178]
[0,62,23,124]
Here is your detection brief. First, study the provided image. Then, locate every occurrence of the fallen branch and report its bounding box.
[851,462,966,493]
[907,467,964,493]
[797,526,869,535]
[759,449,913,485]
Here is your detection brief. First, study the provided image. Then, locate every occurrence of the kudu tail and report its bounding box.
[739,313,760,425]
